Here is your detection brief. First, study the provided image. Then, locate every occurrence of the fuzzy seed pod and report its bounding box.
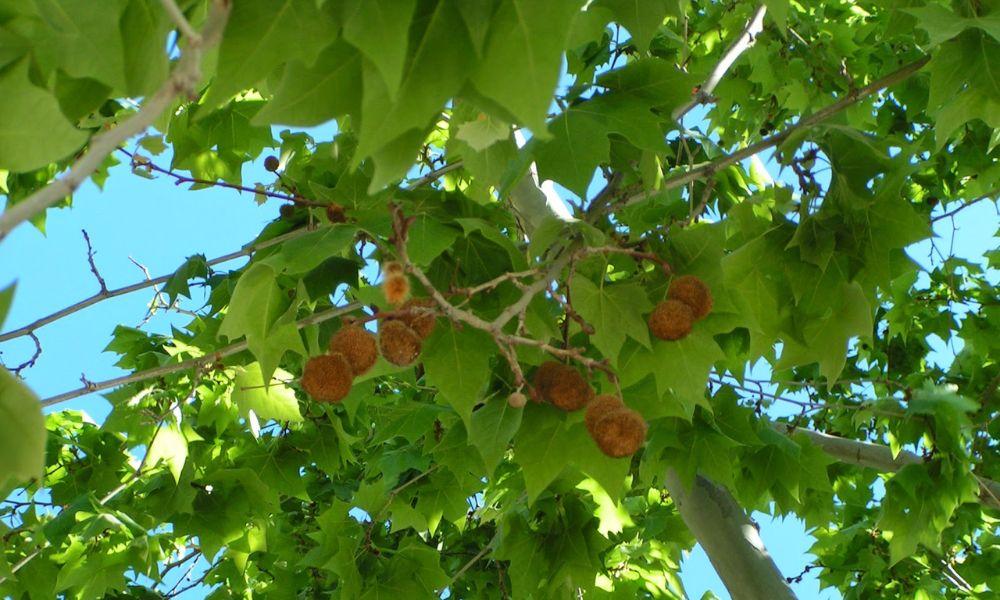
[667,275,713,320]
[591,407,647,458]
[329,325,378,376]
[399,298,437,340]
[383,272,411,307]
[585,395,625,438]
[534,361,593,411]
[326,203,347,224]
[507,392,528,408]
[379,320,422,366]
[383,261,404,276]
[300,353,353,403]
[648,299,694,341]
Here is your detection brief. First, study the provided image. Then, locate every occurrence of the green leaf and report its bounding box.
[219,263,288,340]
[618,327,724,419]
[120,0,169,96]
[145,421,187,482]
[775,282,873,383]
[0,59,87,172]
[406,216,460,266]
[0,367,46,487]
[469,395,523,472]
[514,405,573,503]
[253,39,363,127]
[219,263,306,380]
[356,0,474,159]
[260,225,358,275]
[422,326,494,428]
[570,277,652,363]
[232,362,303,423]
[594,0,669,52]
[534,110,608,197]
[33,0,128,90]
[203,0,338,109]
[597,57,697,112]
[0,282,14,328]
[343,0,416,98]
[455,112,511,151]
[471,0,583,135]
[163,254,208,304]
[905,5,1000,47]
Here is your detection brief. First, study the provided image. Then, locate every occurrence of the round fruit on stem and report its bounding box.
[300,353,354,402]
[533,361,593,411]
[379,320,422,366]
[329,325,379,376]
[667,275,713,320]
[648,299,694,341]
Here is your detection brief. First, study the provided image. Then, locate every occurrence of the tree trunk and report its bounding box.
[663,469,798,600]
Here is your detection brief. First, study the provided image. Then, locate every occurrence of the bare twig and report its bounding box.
[0,0,232,241]
[437,534,498,595]
[672,5,768,122]
[8,332,42,375]
[0,227,312,342]
[125,149,325,208]
[627,56,931,207]
[930,189,1000,223]
[40,302,361,406]
[81,230,108,293]
[157,0,199,42]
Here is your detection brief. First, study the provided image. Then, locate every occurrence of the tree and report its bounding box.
[1,0,999,598]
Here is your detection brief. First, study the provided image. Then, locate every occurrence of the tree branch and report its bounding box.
[663,469,798,600]
[0,0,232,242]
[40,302,361,407]
[672,5,768,122]
[0,226,313,343]
[776,423,1000,511]
[627,56,931,207]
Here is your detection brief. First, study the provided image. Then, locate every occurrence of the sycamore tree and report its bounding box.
[2,0,1000,598]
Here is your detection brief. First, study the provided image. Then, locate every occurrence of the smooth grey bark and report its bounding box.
[776,424,1000,511]
[663,469,798,600]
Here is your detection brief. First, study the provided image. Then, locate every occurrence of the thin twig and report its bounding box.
[5,332,42,376]
[930,190,1000,223]
[0,227,313,342]
[157,0,199,42]
[0,0,232,241]
[626,56,931,207]
[673,5,768,122]
[437,535,498,594]
[81,230,108,293]
[41,302,361,406]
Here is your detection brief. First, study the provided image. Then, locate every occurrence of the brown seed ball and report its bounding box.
[668,275,713,320]
[279,203,295,219]
[648,299,694,341]
[300,353,353,403]
[329,325,378,376]
[399,298,437,340]
[534,361,592,411]
[507,392,528,408]
[383,272,411,307]
[383,261,404,276]
[264,155,280,172]
[326,203,346,223]
[379,320,422,366]
[591,408,647,458]
[585,395,625,438]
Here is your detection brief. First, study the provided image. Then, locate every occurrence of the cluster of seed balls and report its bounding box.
[648,275,713,341]
[528,361,647,459]
[299,298,436,403]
